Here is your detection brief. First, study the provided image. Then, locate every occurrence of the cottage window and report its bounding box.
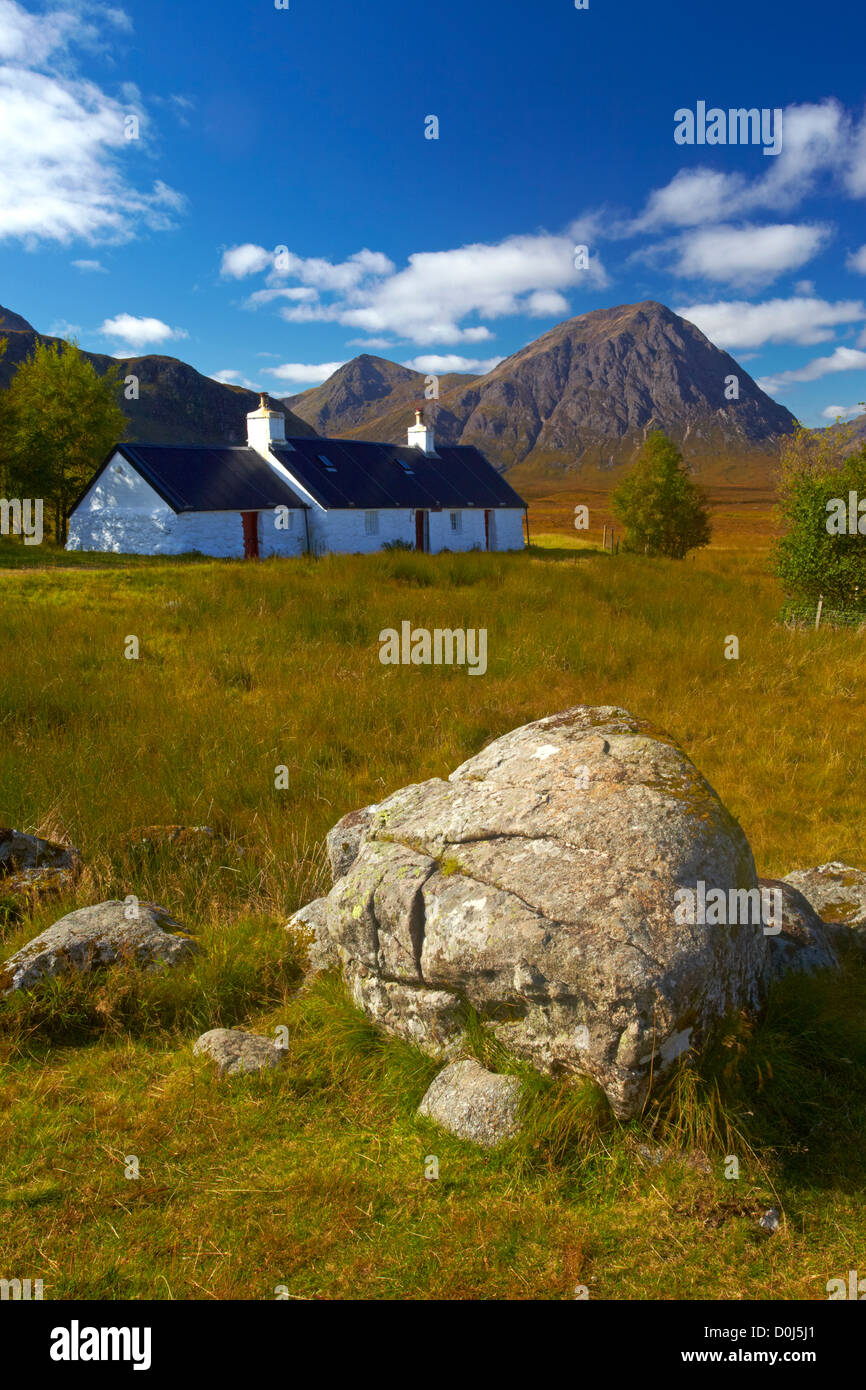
[365,510,379,535]
[449,511,462,533]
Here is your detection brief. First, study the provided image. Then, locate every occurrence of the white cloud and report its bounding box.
[48,319,81,339]
[524,290,571,317]
[847,244,866,274]
[237,229,607,345]
[758,346,866,393]
[0,0,184,245]
[72,258,106,272]
[634,100,858,231]
[662,223,830,289]
[262,361,347,386]
[675,296,866,348]
[220,243,275,278]
[245,286,319,307]
[794,279,815,295]
[99,313,188,350]
[401,354,503,374]
[821,403,866,420]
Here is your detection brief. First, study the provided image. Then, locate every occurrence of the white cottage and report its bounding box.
[66,400,528,558]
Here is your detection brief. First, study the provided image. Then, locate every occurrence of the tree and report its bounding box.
[3,339,127,543]
[773,416,866,606]
[611,432,711,559]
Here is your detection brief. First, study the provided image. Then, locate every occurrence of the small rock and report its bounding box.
[0,900,197,996]
[325,804,378,883]
[758,1207,781,1234]
[193,1028,287,1076]
[782,862,866,937]
[633,1143,712,1174]
[417,1059,522,1147]
[286,897,337,974]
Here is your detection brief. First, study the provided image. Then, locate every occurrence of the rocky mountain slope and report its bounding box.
[0,306,314,446]
[327,303,797,478]
[284,355,477,437]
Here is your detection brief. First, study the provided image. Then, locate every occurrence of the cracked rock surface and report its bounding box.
[321,705,780,1120]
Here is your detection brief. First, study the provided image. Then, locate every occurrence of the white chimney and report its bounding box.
[247,393,287,455]
[407,407,435,455]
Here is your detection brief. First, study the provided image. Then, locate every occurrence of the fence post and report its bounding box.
[815,595,823,631]
[603,524,607,552]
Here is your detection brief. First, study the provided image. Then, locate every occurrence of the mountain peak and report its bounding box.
[0,304,36,333]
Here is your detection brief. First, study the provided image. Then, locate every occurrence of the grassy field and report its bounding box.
[1,494,866,1301]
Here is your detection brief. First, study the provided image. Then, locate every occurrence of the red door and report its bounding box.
[415,510,426,552]
[484,509,492,550]
[242,511,260,559]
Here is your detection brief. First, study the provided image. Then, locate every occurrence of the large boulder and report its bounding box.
[0,900,197,996]
[0,828,81,917]
[193,1028,287,1076]
[322,705,774,1120]
[782,863,866,940]
[418,1060,522,1147]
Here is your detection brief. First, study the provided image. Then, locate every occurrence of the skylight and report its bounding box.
[317,454,337,472]
[395,457,414,475]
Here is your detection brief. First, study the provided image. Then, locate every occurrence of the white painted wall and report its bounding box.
[67,451,306,557]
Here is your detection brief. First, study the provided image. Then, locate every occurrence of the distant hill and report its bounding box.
[0,310,315,446]
[317,303,797,485]
[283,354,478,436]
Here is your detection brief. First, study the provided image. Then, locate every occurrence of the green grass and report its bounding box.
[1,533,865,1299]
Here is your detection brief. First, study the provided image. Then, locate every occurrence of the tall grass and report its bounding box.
[2,535,866,1298]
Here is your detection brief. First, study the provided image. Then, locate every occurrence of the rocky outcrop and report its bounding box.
[0,900,197,995]
[193,1028,287,1076]
[782,863,866,939]
[418,1060,522,1147]
[321,705,779,1120]
[759,877,839,980]
[0,827,81,917]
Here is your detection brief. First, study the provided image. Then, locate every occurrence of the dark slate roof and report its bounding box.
[270,437,527,510]
[108,445,310,513]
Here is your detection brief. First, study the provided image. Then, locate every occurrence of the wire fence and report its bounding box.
[780,597,866,630]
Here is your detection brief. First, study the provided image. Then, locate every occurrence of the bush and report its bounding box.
[774,426,866,605]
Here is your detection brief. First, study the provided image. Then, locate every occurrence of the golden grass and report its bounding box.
[1,514,865,1300]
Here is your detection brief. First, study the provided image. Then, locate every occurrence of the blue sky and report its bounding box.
[1,0,865,426]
